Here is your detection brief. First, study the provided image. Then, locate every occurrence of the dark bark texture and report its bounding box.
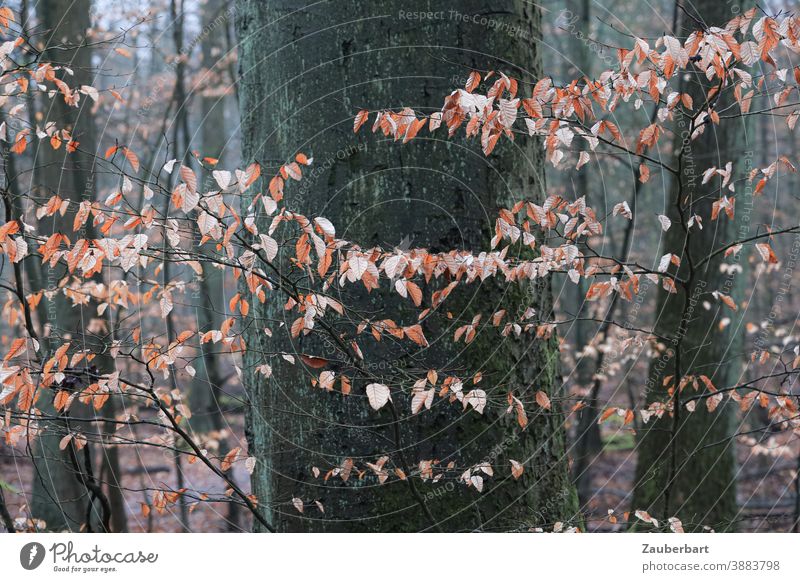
[632,0,751,532]
[236,0,578,532]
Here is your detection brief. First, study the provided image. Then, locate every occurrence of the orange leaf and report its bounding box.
[354,110,369,133]
[599,408,617,423]
[404,324,428,347]
[122,147,140,172]
[221,447,241,472]
[535,390,551,410]
[300,355,329,369]
[510,460,524,479]
[10,135,26,154]
[54,390,71,412]
[340,375,351,395]
[406,281,422,307]
[4,337,26,361]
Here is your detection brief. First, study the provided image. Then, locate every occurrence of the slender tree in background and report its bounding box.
[22,0,128,533]
[633,0,751,531]
[29,0,108,531]
[191,0,230,435]
[236,0,579,532]
[571,0,680,516]
[561,0,604,509]
[192,0,242,531]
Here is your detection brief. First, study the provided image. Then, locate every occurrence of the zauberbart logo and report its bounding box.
[19,542,46,570]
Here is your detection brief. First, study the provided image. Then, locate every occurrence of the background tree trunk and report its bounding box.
[632,0,751,532]
[190,0,229,436]
[26,0,127,533]
[191,0,242,530]
[236,0,579,532]
[561,0,604,510]
[29,0,101,532]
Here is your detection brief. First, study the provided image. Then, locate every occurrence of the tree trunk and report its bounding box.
[236,0,578,532]
[193,0,242,530]
[632,0,751,532]
[562,0,603,510]
[190,0,229,435]
[30,0,101,532]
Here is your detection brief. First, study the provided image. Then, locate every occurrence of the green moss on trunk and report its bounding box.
[236,0,578,532]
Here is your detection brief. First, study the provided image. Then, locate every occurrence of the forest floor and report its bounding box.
[584,424,799,532]
[2,415,797,532]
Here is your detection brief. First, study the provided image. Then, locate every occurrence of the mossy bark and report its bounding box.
[236,0,578,532]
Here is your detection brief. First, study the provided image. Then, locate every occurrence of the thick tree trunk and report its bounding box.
[236,0,578,532]
[632,0,750,532]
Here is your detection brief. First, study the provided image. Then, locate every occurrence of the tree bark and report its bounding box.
[30,0,101,532]
[632,0,751,532]
[236,0,578,532]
